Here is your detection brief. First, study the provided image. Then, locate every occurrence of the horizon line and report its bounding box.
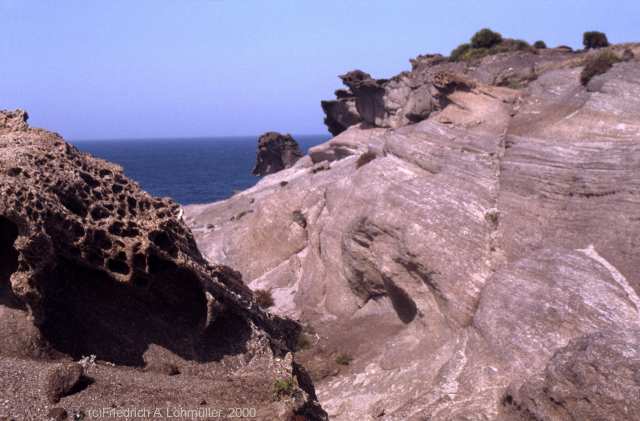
[70,132,331,142]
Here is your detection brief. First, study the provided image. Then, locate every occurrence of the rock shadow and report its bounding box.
[0,216,22,309]
[383,276,418,324]
[38,251,250,366]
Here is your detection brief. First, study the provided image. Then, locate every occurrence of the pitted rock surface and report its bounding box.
[0,111,327,420]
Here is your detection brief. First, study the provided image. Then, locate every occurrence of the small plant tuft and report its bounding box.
[470,28,503,49]
[254,288,275,308]
[273,377,295,399]
[583,31,609,49]
[533,40,547,49]
[335,353,353,366]
[580,50,621,85]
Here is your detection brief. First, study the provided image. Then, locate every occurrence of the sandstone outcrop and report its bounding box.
[252,131,303,176]
[0,111,327,420]
[320,44,637,135]
[186,42,640,420]
[320,92,361,137]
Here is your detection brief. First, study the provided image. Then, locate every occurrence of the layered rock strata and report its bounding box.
[186,43,640,420]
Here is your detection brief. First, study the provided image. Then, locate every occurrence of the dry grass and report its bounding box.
[580,50,621,85]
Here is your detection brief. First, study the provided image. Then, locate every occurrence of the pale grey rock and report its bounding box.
[187,46,640,420]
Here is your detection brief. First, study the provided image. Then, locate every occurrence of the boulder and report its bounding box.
[252,132,303,176]
[45,362,84,403]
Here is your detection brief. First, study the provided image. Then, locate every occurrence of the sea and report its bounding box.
[72,135,329,205]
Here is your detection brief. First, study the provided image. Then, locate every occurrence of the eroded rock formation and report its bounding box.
[252,131,303,176]
[0,111,327,420]
[186,42,640,420]
[320,45,616,134]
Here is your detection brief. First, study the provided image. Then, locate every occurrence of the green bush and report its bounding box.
[471,28,503,49]
[580,50,620,85]
[464,47,492,61]
[450,43,471,61]
[254,289,274,308]
[533,40,547,49]
[450,31,533,62]
[273,378,295,399]
[583,31,609,49]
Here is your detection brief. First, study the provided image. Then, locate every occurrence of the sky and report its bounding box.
[0,0,638,140]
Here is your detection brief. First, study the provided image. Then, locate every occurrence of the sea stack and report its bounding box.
[252,131,303,176]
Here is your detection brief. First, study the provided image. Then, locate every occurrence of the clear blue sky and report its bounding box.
[1,0,638,140]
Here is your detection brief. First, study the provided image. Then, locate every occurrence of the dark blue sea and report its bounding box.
[72,136,329,205]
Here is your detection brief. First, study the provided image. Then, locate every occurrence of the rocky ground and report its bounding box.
[0,110,326,421]
[186,42,640,420]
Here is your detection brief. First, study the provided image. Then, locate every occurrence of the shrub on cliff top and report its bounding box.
[471,28,503,49]
[583,31,609,49]
[450,43,472,61]
[580,50,620,85]
[450,30,532,62]
[533,40,547,49]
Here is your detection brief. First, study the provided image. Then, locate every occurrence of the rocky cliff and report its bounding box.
[186,41,640,420]
[0,111,327,420]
